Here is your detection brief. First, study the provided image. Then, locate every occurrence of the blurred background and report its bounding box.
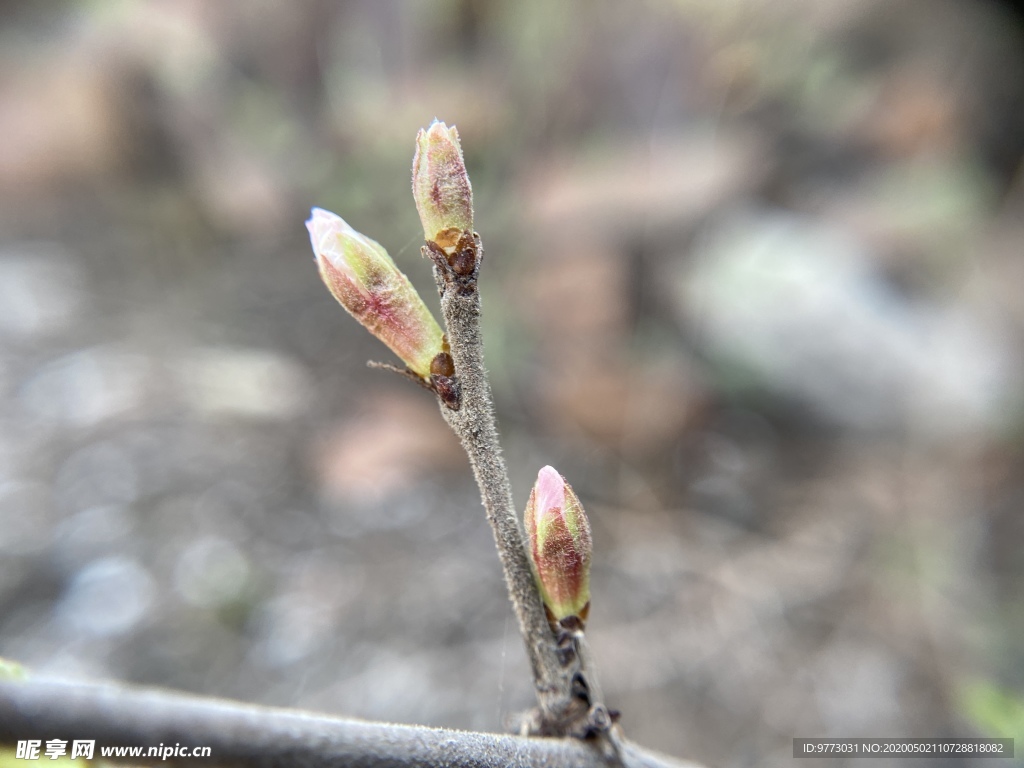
[1,1,1023,765]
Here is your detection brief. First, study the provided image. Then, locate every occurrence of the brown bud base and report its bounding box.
[429,350,461,410]
[430,372,461,410]
[546,604,590,633]
[423,231,480,296]
[430,350,455,377]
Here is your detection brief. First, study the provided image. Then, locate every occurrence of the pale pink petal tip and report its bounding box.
[306,208,357,264]
[306,207,328,229]
[535,465,565,516]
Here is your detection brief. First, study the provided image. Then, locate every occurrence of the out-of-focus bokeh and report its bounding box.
[2,1,1023,765]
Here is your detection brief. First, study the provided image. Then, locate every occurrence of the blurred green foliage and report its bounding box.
[961,680,1024,747]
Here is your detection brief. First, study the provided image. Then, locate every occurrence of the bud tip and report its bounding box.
[535,465,564,515]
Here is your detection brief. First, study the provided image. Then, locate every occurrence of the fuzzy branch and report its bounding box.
[427,237,579,729]
[0,678,703,768]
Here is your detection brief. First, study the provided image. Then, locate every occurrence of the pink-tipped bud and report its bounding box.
[524,466,592,623]
[306,207,444,379]
[412,120,473,250]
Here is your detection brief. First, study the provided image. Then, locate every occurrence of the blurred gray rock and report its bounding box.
[0,244,86,341]
[56,556,155,638]
[173,346,311,420]
[18,344,312,427]
[19,347,149,427]
[173,535,250,609]
[678,208,1019,437]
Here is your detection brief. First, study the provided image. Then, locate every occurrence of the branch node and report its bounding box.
[367,359,462,410]
[423,232,481,297]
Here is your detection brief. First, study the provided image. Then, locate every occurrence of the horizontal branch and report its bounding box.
[0,678,704,768]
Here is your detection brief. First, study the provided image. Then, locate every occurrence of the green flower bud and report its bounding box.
[412,120,473,250]
[306,207,444,379]
[524,465,592,623]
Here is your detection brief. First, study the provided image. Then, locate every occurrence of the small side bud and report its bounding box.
[524,466,592,623]
[412,120,473,248]
[306,207,444,379]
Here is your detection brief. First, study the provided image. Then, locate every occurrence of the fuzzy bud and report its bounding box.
[412,120,473,250]
[306,207,444,379]
[524,466,592,623]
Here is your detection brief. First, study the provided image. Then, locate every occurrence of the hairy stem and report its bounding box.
[427,236,578,729]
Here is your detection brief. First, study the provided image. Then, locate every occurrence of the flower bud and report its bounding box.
[306,207,444,379]
[524,465,592,623]
[412,120,473,249]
